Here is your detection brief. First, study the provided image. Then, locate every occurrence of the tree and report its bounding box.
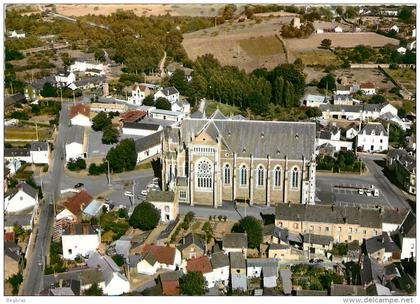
[368,95,385,104]
[102,125,119,144]
[106,139,137,173]
[67,158,86,171]
[169,69,188,94]
[92,111,111,131]
[112,254,125,266]
[179,271,206,295]
[320,38,332,49]
[318,74,336,91]
[84,283,104,296]
[272,76,284,105]
[8,273,23,295]
[40,82,57,97]
[88,163,106,175]
[31,104,41,114]
[155,97,171,110]
[129,201,160,230]
[399,6,413,23]
[231,216,263,249]
[142,95,154,106]
[305,107,322,118]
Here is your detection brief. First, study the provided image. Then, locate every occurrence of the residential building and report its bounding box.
[356,122,389,153]
[160,271,180,296]
[136,251,159,275]
[362,232,401,264]
[334,26,343,32]
[134,131,163,163]
[87,252,130,295]
[222,233,248,257]
[55,71,76,86]
[121,122,162,136]
[4,183,38,214]
[316,125,353,154]
[4,213,35,233]
[301,93,328,107]
[69,104,91,127]
[246,258,278,281]
[146,191,178,223]
[65,125,86,162]
[139,244,181,272]
[8,30,26,39]
[275,204,388,244]
[179,233,205,259]
[4,242,23,279]
[5,93,26,109]
[333,94,353,106]
[396,211,416,260]
[229,252,247,291]
[149,108,185,122]
[302,233,334,256]
[335,85,351,95]
[30,142,50,164]
[154,87,180,104]
[69,59,106,75]
[390,25,399,33]
[68,75,106,91]
[184,256,215,288]
[161,119,317,207]
[320,103,397,121]
[268,243,300,261]
[4,142,50,165]
[40,280,81,296]
[360,82,376,95]
[62,223,101,260]
[129,83,151,105]
[56,190,93,222]
[210,252,230,286]
[397,47,407,55]
[90,102,128,113]
[387,149,416,194]
[408,40,416,51]
[166,62,194,82]
[345,123,359,140]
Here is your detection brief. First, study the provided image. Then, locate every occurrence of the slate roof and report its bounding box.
[31,76,56,90]
[186,256,212,274]
[123,122,161,130]
[269,243,290,250]
[63,191,93,217]
[160,271,179,282]
[330,284,366,296]
[180,233,205,252]
[210,252,230,269]
[4,242,21,262]
[42,268,105,289]
[223,233,247,249]
[87,252,125,285]
[160,87,179,96]
[400,211,416,238]
[143,251,157,265]
[4,214,33,228]
[381,208,410,225]
[262,266,278,277]
[146,190,174,203]
[388,149,416,173]
[150,108,184,116]
[140,245,176,265]
[134,131,162,153]
[4,148,30,157]
[30,142,49,151]
[303,233,333,246]
[209,109,227,120]
[296,289,328,296]
[361,254,384,286]
[364,232,400,254]
[276,204,384,229]
[66,125,85,144]
[5,93,26,107]
[62,223,96,236]
[180,119,316,160]
[229,252,246,269]
[69,103,90,119]
[157,218,179,241]
[73,75,105,88]
[247,258,278,268]
[128,255,142,268]
[361,123,388,136]
[6,183,38,200]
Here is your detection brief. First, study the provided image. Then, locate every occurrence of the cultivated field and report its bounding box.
[384,68,416,95]
[183,17,291,72]
[285,32,399,60]
[5,127,50,141]
[296,49,342,67]
[335,68,396,92]
[55,4,231,17]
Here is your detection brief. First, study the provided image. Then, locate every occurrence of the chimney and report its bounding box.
[331,203,335,212]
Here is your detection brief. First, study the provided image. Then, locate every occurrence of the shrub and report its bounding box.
[129,202,160,230]
[231,216,263,249]
[112,254,125,267]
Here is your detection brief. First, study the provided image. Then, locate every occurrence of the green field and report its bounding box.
[205,100,242,116]
[296,49,342,66]
[238,36,284,57]
[384,68,416,94]
[5,128,50,140]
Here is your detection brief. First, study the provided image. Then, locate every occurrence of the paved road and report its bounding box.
[22,102,69,295]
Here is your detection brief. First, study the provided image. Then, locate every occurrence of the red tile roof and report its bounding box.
[69,104,90,119]
[360,82,375,89]
[63,190,92,217]
[186,256,212,274]
[119,110,146,123]
[5,232,15,242]
[141,244,176,265]
[162,280,180,296]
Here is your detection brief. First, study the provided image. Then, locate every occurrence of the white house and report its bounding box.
[333,94,353,106]
[4,183,38,214]
[8,30,26,39]
[87,252,130,296]
[154,87,180,104]
[302,94,328,107]
[171,100,191,114]
[5,159,22,176]
[149,108,185,122]
[62,224,101,260]
[184,256,215,288]
[65,126,86,162]
[69,59,106,75]
[320,103,397,122]
[134,131,163,163]
[412,28,416,38]
[210,252,230,286]
[121,122,162,136]
[334,85,351,96]
[359,82,376,96]
[55,71,76,86]
[4,148,32,163]
[137,244,181,274]
[30,142,50,164]
[302,233,334,256]
[146,191,177,223]
[246,258,278,279]
[390,25,400,33]
[128,83,151,105]
[136,251,160,275]
[316,126,353,153]
[334,26,343,33]
[397,47,407,55]
[345,124,359,140]
[69,104,91,127]
[408,40,416,51]
[398,212,416,260]
[356,122,389,153]
[316,28,324,34]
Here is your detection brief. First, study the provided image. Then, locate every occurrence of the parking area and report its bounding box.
[86,128,117,159]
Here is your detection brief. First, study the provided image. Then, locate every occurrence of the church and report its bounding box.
[161,111,317,208]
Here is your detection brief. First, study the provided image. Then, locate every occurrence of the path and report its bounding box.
[159,51,167,78]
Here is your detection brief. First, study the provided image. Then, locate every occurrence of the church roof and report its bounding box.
[180,119,315,160]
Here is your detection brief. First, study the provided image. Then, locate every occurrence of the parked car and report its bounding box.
[74,183,84,188]
[141,190,148,196]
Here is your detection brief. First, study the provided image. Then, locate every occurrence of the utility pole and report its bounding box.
[106,160,111,187]
[59,87,63,103]
[132,179,136,207]
[35,122,39,141]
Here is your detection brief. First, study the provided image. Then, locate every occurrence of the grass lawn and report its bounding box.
[384,68,416,94]
[205,100,242,116]
[5,128,50,140]
[238,36,284,57]
[297,49,342,66]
